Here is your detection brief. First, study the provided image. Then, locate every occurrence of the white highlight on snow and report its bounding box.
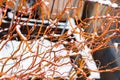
[7,12,14,19]
[114,42,119,54]
[89,0,119,8]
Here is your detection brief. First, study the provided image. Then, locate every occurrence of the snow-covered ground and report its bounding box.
[0,39,72,79]
[0,38,100,79]
[0,18,100,79]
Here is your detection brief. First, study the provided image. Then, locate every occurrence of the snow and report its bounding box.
[0,38,100,79]
[0,39,72,79]
[0,0,119,79]
[89,0,119,8]
[0,6,101,79]
[7,12,14,19]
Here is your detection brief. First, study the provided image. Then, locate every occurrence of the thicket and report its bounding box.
[0,0,120,80]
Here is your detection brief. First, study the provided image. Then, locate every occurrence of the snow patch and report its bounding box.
[89,0,119,8]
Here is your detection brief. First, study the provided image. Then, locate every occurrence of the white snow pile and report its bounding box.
[0,39,72,79]
[0,39,100,79]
